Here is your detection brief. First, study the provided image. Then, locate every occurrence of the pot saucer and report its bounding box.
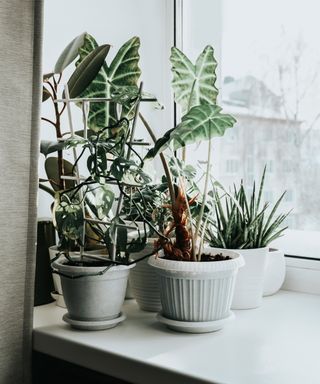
[156,312,234,333]
[63,312,126,331]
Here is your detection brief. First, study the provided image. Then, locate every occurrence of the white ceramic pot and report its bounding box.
[148,248,244,327]
[214,247,267,309]
[52,257,135,329]
[263,248,286,296]
[129,241,161,312]
[125,281,134,299]
[48,246,66,307]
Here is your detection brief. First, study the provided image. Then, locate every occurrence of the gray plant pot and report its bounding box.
[52,258,135,327]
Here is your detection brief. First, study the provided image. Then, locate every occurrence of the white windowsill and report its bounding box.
[33,290,320,384]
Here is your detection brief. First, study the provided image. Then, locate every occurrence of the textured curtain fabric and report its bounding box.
[0,0,43,383]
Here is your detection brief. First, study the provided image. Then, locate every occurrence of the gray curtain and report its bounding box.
[0,0,43,383]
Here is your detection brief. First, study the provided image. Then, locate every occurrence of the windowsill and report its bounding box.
[33,290,320,384]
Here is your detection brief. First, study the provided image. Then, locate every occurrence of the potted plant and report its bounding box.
[263,248,286,296]
[47,33,160,330]
[122,182,169,311]
[40,32,110,306]
[206,168,290,309]
[143,45,245,333]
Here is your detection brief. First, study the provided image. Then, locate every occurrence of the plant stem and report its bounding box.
[41,117,56,127]
[138,112,175,209]
[170,151,196,261]
[194,139,212,261]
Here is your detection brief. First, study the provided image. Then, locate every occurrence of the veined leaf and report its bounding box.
[54,32,87,73]
[145,105,235,159]
[66,43,110,99]
[76,34,141,131]
[171,46,218,115]
[171,104,236,149]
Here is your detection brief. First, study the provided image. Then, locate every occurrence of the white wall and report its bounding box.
[39,0,174,217]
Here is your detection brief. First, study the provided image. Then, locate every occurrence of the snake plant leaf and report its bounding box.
[170,45,218,115]
[66,43,111,99]
[54,32,87,74]
[171,104,236,149]
[45,157,76,191]
[40,140,65,156]
[76,34,141,130]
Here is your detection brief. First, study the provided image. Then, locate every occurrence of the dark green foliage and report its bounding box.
[207,167,290,249]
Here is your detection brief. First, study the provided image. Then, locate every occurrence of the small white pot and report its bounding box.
[224,247,268,309]
[52,257,135,325]
[129,240,161,311]
[148,248,244,325]
[263,248,286,296]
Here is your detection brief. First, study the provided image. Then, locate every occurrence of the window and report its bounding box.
[181,0,320,259]
[226,159,239,174]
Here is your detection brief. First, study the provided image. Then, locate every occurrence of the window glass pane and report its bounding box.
[217,0,320,232]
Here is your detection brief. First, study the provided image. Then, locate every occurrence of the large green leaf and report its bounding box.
[54,32,87,73]
[171,46,218,115]
[171,104,236,148]
[144,105,236,159]
[66,43,110,99]
[76,34,141,131]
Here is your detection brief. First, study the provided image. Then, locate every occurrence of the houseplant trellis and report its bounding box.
[51,82,164,330]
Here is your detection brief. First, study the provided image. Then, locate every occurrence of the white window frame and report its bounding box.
[175,0,320,294]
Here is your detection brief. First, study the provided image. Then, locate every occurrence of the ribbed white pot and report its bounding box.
[129,241,161,312]
[148,248,244,322]
[263,248,286,296]
[210,247,268,309]
[52,258,135,322]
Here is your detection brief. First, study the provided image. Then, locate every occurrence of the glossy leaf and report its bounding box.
[54,32,86,73]
[171,46,218,114]
[76,34,141,130]
[171,104,236,148]
[144,105,235,159]
[66,43,110,99]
